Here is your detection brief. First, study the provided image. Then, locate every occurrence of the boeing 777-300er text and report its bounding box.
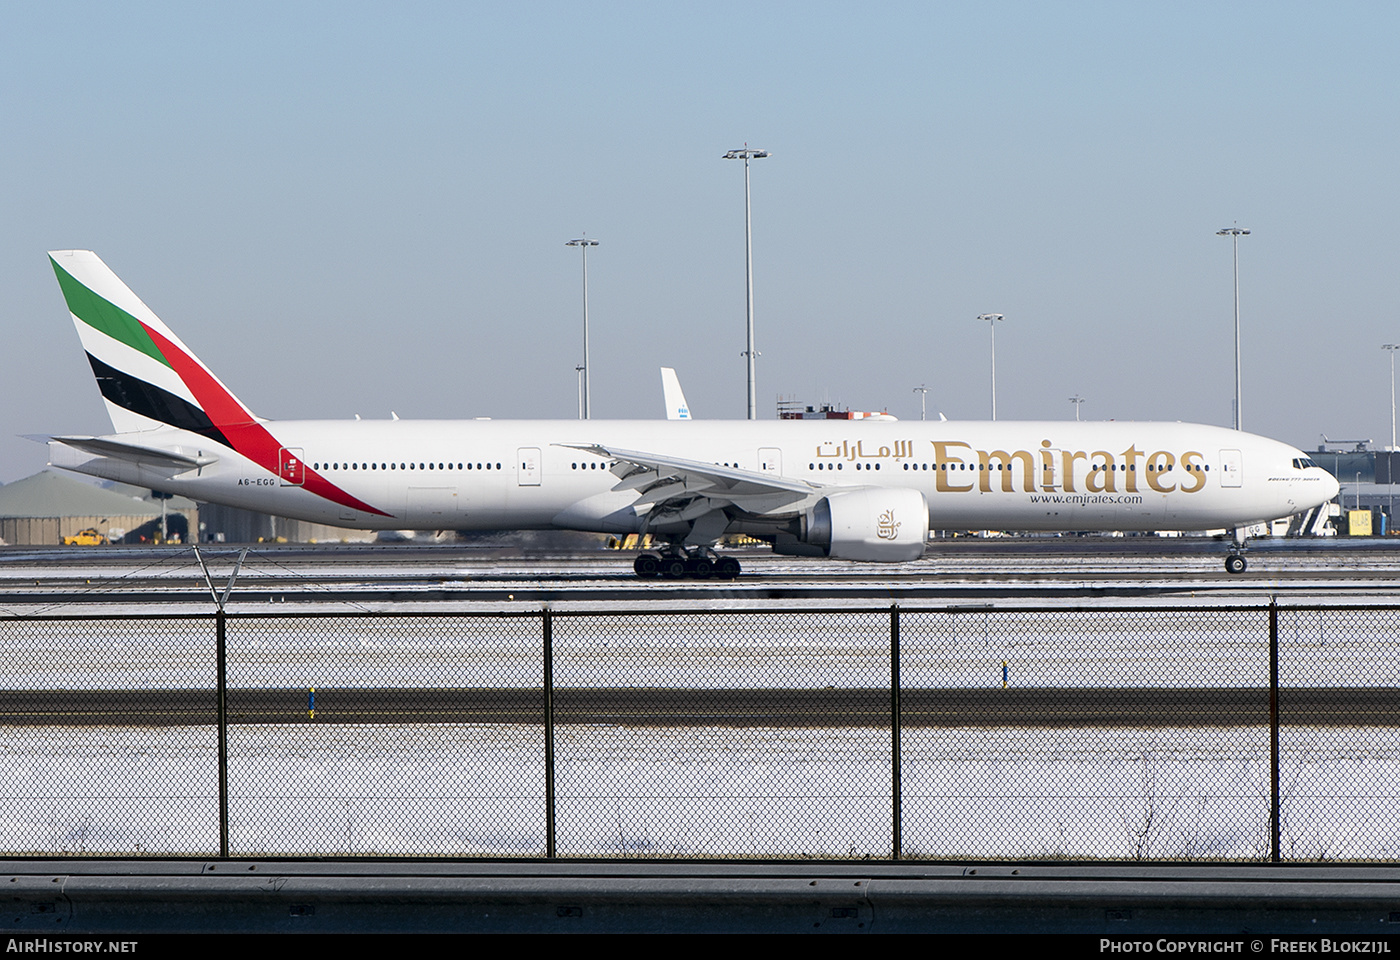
[41,250,1339,578]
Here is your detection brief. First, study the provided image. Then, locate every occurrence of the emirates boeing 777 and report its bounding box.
[41,250,1339,577]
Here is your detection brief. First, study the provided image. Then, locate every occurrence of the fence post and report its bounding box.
[543,607,556,859]
[193,544,243,860]
[216,609,229,859]
[891,603,902,860]
[1269,598,1280,863]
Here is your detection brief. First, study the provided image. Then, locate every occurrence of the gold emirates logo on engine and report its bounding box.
[814,439,1209,495]
[876,509,900,540]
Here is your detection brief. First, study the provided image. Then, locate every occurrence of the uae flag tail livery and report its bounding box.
[47,250,387,519]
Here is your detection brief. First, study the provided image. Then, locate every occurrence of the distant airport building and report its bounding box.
[196,502,375,544]
[0,472,376,546]
[776,397,896,421]
[1313,440,1400,535]
[0,471,198,546]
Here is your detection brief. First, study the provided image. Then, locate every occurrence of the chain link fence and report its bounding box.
[0,604,1394,861]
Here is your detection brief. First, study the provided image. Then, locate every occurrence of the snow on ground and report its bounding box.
[0,722,1395,861]
[2,608,1395,688]
[1,605,1394,860]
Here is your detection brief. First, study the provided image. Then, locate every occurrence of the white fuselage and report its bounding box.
[56,418,1338,534]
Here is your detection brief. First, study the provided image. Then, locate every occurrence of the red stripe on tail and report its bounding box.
[140,324,393,518]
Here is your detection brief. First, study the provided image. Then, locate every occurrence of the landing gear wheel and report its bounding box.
[637,548,742,580]
[686,556,715,579]
[1224,554,1247,575]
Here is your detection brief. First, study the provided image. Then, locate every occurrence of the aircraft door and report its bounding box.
[1219,449,1243,488]
[278,447,305,486]
[517,447,541,486]
[759,447,782,475]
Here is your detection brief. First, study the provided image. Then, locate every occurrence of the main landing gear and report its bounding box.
[633,549,741,580]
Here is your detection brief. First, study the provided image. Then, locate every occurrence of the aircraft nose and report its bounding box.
[1321,470,1341,504]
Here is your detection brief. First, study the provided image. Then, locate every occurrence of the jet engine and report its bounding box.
[776,487,929,562]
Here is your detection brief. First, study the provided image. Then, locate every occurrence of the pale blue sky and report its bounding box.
[3,2,1398,482]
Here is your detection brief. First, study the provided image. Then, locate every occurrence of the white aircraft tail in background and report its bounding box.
[661,367,691,420]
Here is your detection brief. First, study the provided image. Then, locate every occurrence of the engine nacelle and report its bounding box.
[798,487,929,562]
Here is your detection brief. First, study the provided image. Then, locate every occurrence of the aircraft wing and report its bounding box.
[557,442,823,518]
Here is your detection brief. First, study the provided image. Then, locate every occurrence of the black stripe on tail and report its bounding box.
[86,352,233,448]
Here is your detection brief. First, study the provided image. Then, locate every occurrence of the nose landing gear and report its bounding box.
[1223,525,1251,575]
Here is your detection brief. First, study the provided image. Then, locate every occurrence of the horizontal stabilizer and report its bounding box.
[51,435,219,470]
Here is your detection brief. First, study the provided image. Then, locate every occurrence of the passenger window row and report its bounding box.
[804,461,1206,474]
[313,461,502,471]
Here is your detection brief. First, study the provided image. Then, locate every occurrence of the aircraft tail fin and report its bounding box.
[661,367,691,420]
[48,250,257,446]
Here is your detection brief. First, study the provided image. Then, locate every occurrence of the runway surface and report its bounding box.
[4,537,1400,609]
[3,686,1394,727]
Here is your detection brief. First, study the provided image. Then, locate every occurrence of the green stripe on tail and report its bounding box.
[50,257,170,368]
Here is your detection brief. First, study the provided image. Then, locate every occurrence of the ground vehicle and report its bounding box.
[62,527,107,546]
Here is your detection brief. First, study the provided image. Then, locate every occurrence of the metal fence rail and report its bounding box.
[0,602,1395,862]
